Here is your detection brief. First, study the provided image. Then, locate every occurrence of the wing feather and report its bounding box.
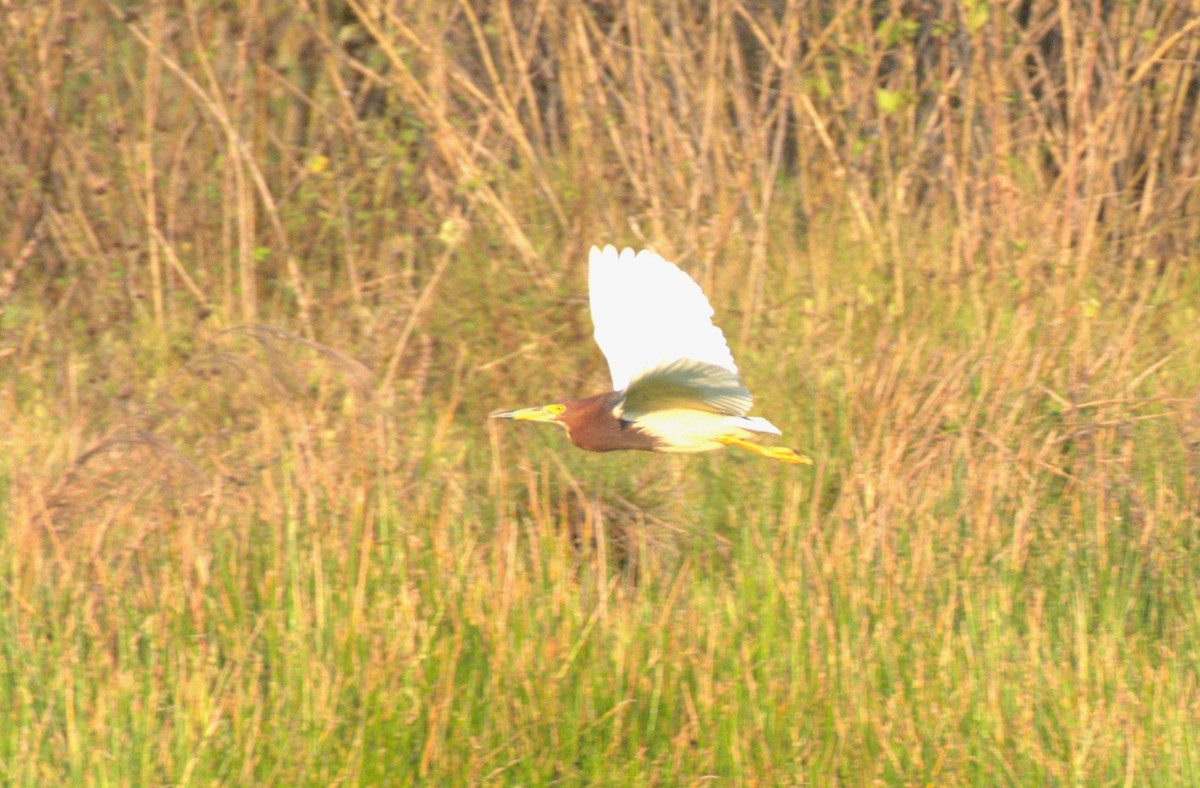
[619,359,752,419]
[589,245,738,391]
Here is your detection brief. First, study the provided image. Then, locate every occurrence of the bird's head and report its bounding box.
[490,394,635,453]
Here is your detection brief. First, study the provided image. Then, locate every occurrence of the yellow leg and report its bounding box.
[718,436,813,465]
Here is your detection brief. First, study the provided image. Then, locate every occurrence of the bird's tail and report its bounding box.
[734,416,782,435]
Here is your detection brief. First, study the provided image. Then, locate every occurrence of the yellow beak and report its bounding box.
[489,406,559,422]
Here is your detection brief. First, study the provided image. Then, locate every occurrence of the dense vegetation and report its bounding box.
[3,1,1199,782]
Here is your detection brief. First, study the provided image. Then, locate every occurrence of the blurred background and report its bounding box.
[3,0,1200,782]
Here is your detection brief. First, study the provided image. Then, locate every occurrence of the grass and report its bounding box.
[3,0,1200,783]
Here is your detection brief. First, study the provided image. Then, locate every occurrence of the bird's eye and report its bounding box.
[546,404,566,415]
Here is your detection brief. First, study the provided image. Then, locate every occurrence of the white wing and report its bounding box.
[588,245,739,391]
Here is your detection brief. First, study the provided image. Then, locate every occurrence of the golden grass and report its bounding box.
[2,0,1200,782]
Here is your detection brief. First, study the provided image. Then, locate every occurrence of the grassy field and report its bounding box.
[3,0,1200,783]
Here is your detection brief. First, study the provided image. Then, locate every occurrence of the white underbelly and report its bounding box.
[631,409,773,453]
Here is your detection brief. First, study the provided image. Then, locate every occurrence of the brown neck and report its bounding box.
[561,392,661,453]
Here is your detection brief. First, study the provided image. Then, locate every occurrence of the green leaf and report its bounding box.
[876,88,905,115]
[964,0,989,35]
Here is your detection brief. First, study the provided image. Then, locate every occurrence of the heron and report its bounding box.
[491,245,810,465]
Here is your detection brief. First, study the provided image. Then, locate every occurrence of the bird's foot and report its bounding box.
[719,436,813,465]
[760,446,813,465]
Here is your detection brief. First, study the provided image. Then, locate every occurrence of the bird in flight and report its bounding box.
[491,245,811,464]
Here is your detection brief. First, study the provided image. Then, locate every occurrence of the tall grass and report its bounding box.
[2,0,1199,782]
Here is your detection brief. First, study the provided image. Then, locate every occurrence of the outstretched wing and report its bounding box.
[588,245,739,391]
[618,358,753,419]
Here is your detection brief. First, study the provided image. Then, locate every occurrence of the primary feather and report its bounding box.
[588,246,738,391]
